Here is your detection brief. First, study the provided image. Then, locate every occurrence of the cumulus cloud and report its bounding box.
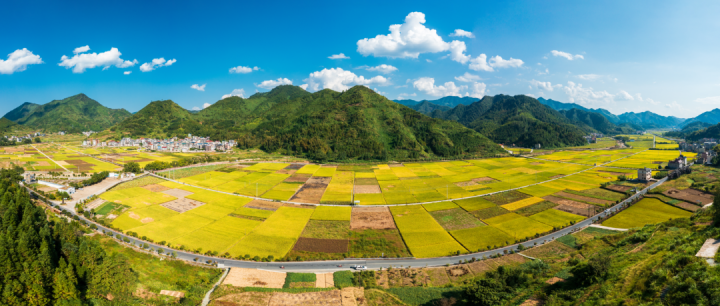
[229,66,259,74]
[304,68,388,91]
[666,101,683,110]
[256,78,293,90]
[468,82,487,98]
[357,12,450,59]
[454,72,482,83]
[413,77,466,97]
[192,106,201,111]
[191,84,206,91]
[221,88,246,99]
[616,90,633,101]
[363,64,398,74]
[489,56,523,68]
[328,53,350,59]
[448,40,471,64]
[562,81,614,104]
[73,45,90,54]
[530,80,561,92]
[203,103,212,109]
[299,84,309,90]
[469,54,493,72]
[577,74,602,81]
[695,96,720,105]
[139,57,176,72]
[551,50,584,60]
[58,47,137,73]
[0,48,43,74]
[449,29,475,38]
[123,71,131,75]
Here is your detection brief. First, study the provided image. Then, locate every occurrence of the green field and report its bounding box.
[602,198,693,229]
[390,205,467,258]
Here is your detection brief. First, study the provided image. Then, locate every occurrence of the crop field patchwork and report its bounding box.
[602,198,693,229]
[451,226,516,251]
[227,206,314,258]
[528,209,585,228]
[390,205,467,258]
[484,213,554,240]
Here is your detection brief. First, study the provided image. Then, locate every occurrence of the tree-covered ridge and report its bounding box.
[237,86,504,161]
[2,94,132,133]
[664,121,714,138]
[0,167,138,304]
[684,122,720,141]
[425,95,588,148]
[558,108,635,135]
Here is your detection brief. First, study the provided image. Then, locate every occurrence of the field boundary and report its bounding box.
[32,144,71,172]
[145,149,649,207]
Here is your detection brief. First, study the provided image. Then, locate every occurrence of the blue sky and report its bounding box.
[2,0,719,118]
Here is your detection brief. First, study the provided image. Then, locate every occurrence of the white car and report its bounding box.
[354,265,367,270]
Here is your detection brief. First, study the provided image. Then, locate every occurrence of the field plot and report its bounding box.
[484,213,554,240]
[171,216,262,254]
[390,205,467,257]
[227,206,314,258]
[528,209,585,227]
[429,208,485,231]
[602,198,693,229]
[311,206,352,221]
[351,207,396,230]
[451,226,516,251]
[606,150,696,169]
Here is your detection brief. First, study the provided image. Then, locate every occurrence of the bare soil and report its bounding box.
[143,184,171,192]
[555,191,611,205]
[161,198,206,213]
[293,237,349,253]
[663,188,713,205]
[546,277,565,284]
[455,181,478,187]
[284,173,312,183]
[605,185,632,192]
[354,185,381,194]
[549,174,565,179]
[674,202,701,212]
[315,273,334,288]
[554,204,597,217]
[245,199,283,211]
[223,268,286,288]
[275,169,297,175]
[162,188,194,198]
[351,207,396,230]
[290,177,331,204]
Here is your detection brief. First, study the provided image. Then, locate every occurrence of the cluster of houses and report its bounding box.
[3,132,44,143]
[637,152,692,182]
[583,133,604,144]
[82,134,236,152]
[677,138,717,165]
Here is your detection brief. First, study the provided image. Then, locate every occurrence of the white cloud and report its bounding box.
[328,53,350,59]
[530,80,561,92]
[73,45,90,54]
[448,40,470,64]
[646,98,659,105]
[139,57,176,72]
[58,47,136,73]
[203,103,212,109]
[304,68,389,91]
[577,74,602,81]
[538,68,549,75]
[413,77,466,97]
[526,93,537,98]
[256,78,293,90]
[123,71,131,75]
[468,82,487,98]
[229,65,259,74]
[426,59,432,63]
[192,106,201,111]
[357,12,450,59]
[695,96,720,105]
[191,84,206,91]
[469,54,493,72]
[489,56,523,68]
[0,48,43,74]
[617,90,633,101]
[299,84,308,90]
[562,81,614,105]
[551,50,584,60]
[373,88,387,95]
[221,88,246,99]
[397,93,417,99]
[449,29,475,38]
[364,64,398,74]
[666,101,683,110]
[454,72,482,83]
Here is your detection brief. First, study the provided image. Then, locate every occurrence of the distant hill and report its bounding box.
[409,101,451,115]
[423,95,588,148]
[684,122,720,141]
[665,121,714,139]
[393,96,480,108]
[538,97,686,128]
[3,94,131,133]
[108,85,503,161]
[558,108,635,134]
[683,108,720,126]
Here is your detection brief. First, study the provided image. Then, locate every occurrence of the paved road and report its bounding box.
[29,176,665,273]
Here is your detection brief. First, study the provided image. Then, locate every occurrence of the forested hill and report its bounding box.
[683,122,720,141]
[2,94,131,133]
[237,86,504,161]
[538,97,688,128]
[107,85,504,161]
[664,121,713,138]
[558,108,636,135]
[423,95,588,148]
[0,167,138,304]
[393,96,479,108]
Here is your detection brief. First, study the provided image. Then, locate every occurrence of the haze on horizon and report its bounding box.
[1,0,719,118]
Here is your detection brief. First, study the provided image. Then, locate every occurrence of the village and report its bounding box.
[82,134,236,152]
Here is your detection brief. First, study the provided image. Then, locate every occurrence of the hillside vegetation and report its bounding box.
[2,94,131,133]
[423,95,588,148]
[107,85,504,161]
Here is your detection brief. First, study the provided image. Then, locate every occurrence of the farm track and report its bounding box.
[32,144,71,172]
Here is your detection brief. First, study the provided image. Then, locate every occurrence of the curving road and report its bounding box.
[27,176,666,273]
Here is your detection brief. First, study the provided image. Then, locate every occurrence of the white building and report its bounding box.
[637,167,652,181]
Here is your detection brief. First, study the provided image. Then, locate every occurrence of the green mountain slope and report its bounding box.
[3,94,131,133]
[393,96,480,108]
[558,108,635,134]
[683,122,720,141]
[238,86,503,161]
[108,100,196,138]
[409,101,451,115]
[683,108,720,125]
[617,111,685,129]
[425,95,588,148]
[664,121,713,138]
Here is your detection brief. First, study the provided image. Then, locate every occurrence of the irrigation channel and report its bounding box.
[22,148,666,273]
[30,176,667,272]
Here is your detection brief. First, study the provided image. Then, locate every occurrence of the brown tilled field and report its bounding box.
[143,184,171,192]
[354,185,381,194]
[161,198,206,213]
[554,204,598,217]
[554,191,611,205]
[223,268,286,288]
[315,273,334,288]
[162,188,194,198]
[663,188,713,205]
[245,199,283,211]
[293,237,349,253]
[351,207,396,230]
[605,185,632,192]
[290,177,331,204]
[284,173,312,183]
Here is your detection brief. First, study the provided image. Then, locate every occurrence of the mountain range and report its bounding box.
[393,96,480,108]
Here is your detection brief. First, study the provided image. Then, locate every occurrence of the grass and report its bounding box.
[501,196,545,211]
[519,184,562,197]
[310,206,352,221]
[95,201,124,215]
[528,209,585,228]
[333,271,354,288]
[453,197,496,211]
[389,205,467,257]
[602,198,693,229]
[349,229,411,258]
[385,287,465,306]
[451,226,516,251]
[484,190,532,205]
[283,273,316,288]
[429,208,485,231]
[93,236,222,306]
[226,206,314,258]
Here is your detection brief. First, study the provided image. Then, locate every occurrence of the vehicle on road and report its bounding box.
[354,265,367,270]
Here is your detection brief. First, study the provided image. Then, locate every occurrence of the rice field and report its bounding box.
[602,198,693,229]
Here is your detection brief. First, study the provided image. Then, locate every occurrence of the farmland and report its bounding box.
[96,148,694,261]
[602,198,693,229]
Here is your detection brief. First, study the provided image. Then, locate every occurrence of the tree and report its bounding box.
[713,189,720,225]
[34,137,41,143]
[22,138,32,144]
[466,278,507,306]
[123,162,141,174]
[571,253,611,286]
[53,260,80,302]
